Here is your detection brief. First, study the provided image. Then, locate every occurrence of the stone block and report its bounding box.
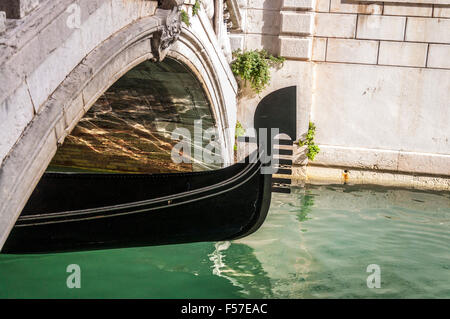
[246,8,281,35]
[0,0,39,19]
[282,0,313,10]
[315,0,330,12]
[281,12,313,35]
[247,0,283,10]
[383,3,432,17]
[427,44,450,69]
[405,17,450,44]
[279,36,312,59]
[378,41,428,67]
[314,12,356,38]
[311,37,327,61]
[434,5,450,18]
[357,15,406,41]
[244,34,280,54]
[330,0,382,14]
[326,38,379,64]
[228,33,244,52]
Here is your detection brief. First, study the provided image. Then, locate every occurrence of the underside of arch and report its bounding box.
[0,10,237,250]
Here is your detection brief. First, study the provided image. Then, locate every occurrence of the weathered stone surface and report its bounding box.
[247,0,283,10]
[314,13,356,38]
[282,0,313,10]
[228,33,244,51]
[313,63,450,154]
[326,38,378,64]
[310,145,399,171]
[0,83,35,164]
[405,17,450,44]
[330,0,382,14]
[281,12,313,35]
[383,3,432,16]
[357,15,406,41]
[434,5,450,18]
[315,0,330,12]
[246,8,281,35]
[311,37,327,61]
[304,165,450,191]
[427,44,450,69]
[244,34,280,54]
[0,0,39,19]
[0,11,5,33]
[279,37,311,59]
[378,41,428,67]
[398,152,450,176]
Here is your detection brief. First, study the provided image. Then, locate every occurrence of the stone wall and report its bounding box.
[233,0,450,186]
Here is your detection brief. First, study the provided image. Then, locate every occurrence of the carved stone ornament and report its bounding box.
[152,0,185,62]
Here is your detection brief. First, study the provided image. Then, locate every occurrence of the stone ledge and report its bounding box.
[299,165,450,191]
[355,0,450,4]
[304,145,450,176]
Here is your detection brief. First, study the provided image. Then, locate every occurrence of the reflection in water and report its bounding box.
[49,58,220,174]
[0,185,449,298]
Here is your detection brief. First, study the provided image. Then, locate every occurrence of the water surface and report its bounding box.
[0,185,448,298]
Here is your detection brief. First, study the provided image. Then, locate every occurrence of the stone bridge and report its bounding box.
[0,0,240,249]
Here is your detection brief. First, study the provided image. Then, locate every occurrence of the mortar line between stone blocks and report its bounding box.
[376,40,380,65]
[403,16,408,41]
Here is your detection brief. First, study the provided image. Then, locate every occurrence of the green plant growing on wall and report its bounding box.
[298,122,320,161]
[180,10,191,26]
[234,121,245,152]
[192,0,201,16]
[231,49,285,94]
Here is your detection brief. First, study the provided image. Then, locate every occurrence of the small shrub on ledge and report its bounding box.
[231,49,285,94]
[298,122,320,161]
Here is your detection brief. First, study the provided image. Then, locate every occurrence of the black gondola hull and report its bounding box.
[2,155,272,254]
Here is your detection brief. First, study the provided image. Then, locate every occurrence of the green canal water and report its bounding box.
[0,184,449,299]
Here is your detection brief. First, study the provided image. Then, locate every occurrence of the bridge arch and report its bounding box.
[0,2,238,249]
